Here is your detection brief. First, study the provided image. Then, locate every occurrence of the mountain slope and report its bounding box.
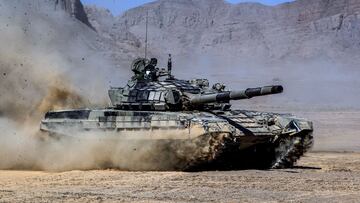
[53,0,94,28]
[86,0,360,63]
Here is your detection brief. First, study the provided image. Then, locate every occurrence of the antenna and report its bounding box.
[144,11,149,59]
[167,54,172,79]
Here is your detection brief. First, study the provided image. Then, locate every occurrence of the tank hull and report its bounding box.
[40,109,313,170]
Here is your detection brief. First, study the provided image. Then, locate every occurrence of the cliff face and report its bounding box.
[85,0,360,63]
[84,5,143,69]
[52,0,93,28]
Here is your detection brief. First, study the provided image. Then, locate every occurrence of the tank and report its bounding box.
[40,55,313,170]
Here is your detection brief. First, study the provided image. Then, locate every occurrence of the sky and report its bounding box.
[81,0,294,16]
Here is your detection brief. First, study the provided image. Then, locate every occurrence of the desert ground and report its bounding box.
[0,152,360,202]
[0,110,360,202]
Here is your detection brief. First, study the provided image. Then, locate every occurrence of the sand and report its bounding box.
[0,152,359,202]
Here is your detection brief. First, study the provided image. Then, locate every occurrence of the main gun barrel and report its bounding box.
[190,85,283,104]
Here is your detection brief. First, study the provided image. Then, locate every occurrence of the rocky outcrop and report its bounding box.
[85,0,360,62]
[84,5,143,68]
[53,0,93,28]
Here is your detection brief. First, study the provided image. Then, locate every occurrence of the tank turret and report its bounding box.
[108,56,283,111]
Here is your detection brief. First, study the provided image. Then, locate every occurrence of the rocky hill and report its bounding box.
[52,0,93,28]
[85,0,360,64]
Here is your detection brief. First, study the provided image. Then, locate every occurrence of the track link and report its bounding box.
[271,132,314,169]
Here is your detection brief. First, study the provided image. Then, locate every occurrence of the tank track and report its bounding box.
[172,132,232,171]
[40,130,313,171]
[271,132,314,169]
[176,131,314,171]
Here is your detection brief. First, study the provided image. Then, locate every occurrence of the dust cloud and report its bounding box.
[0,1,200,172]
[0,0,152,171]
[0,0,107,122]
[0,118,194,171]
